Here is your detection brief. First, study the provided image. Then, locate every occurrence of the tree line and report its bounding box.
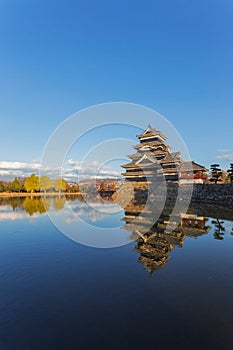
[0,174,80,193]
[210,163,233,184]
[0,163,232,193]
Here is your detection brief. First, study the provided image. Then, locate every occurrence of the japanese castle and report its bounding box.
[121,124,207,184]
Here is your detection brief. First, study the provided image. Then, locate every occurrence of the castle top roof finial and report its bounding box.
[147,123,153,132]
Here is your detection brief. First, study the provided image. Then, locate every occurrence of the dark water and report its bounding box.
[0,196,233,350]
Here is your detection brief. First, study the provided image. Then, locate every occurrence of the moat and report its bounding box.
[0,195,233,349]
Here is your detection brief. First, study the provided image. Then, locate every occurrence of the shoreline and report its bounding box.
[0,192,82,198]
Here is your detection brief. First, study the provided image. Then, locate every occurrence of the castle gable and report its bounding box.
[135,154,157,165]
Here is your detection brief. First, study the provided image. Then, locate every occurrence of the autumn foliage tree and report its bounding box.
[66,183,80,193]
[0,181,5,192]
[24,174,40,193]
[54,178,67,194]
[3,178,24,192]
[39,176,51,193]
[11,178,24,192]
[99,181,107,191]
[111,182,117,191]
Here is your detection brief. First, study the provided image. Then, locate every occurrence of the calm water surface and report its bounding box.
[0,196,233,350]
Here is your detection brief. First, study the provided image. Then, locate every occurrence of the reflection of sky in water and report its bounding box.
[0,205,41,221]
[49,200,128,248]
[0,197,128,247]
[64,200,123,228]
[0,198,123,225]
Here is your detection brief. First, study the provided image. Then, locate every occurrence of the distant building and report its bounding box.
[121,124,207,185]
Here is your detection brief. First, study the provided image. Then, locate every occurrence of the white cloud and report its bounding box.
[0,161,41,171]
[0,170,18,176]
[66,159,121,180]
[0,161,42,180]
[0,160,65,181]
[67,159,80,166]
[0,158,121,182]
[216,154,233,161]
[217,149,231,153]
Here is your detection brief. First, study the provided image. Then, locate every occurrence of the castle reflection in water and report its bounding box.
[121,199,211,275]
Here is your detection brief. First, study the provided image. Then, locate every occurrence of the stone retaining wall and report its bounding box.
[168,183,233,205]
[143,183,233,206]
[190,183,233,205]
[115,182,233,207]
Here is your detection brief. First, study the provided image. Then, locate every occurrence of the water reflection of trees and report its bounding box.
[23,197,50,216]
[53,196,66,211]
[0,194,84,216]
[0,197,25,210]
[212,219,225,240]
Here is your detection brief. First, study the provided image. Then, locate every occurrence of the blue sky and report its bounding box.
[0,0,233,179]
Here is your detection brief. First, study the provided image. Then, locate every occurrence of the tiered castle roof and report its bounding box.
[122,124,207,183]
[122,124,182,182]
